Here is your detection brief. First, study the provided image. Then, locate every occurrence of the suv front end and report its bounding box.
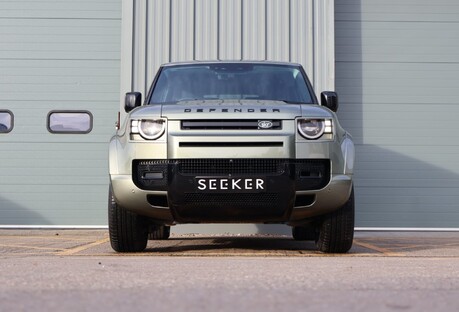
[109,61,355,253]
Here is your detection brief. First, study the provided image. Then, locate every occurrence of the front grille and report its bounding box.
[181,119,282,130]
[177,159,285,175]
[133,159,330,191]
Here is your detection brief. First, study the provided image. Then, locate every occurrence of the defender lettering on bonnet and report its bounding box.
[184,108,281,113]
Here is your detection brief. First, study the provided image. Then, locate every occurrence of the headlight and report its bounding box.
[298,119,333,140]
[131,119,165,140]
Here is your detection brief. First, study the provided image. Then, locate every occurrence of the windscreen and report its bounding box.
[149,63,314,104]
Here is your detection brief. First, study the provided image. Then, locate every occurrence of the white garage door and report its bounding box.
[0,0,121,225]
[335,0,459,228]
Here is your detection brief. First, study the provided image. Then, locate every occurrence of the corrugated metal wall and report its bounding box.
[335,0,459,228]
[121,0,335,114]
[0,0,121,225]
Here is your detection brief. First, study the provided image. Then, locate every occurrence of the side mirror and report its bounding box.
[125,92,142,112]
[320,91,339,112]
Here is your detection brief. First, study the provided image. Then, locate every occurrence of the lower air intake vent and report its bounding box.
[177,159,285,175]
[174,193,283,222]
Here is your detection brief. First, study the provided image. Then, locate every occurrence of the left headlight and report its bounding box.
[131,119,165,140]
[298,118,333,140]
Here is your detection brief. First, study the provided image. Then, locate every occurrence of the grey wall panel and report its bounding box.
[195,0,219,60]
[0,17,120,61]
[147,0,171,86]
[335,0,459,228]
[290,0,314,77]
[336,21,459,63]
[170,0,195,61]
[242,0,266,60]
[0,0,120,19]
[336,0,459,23]
[266,0,290,61]
[219,0,242,60]
[0,0,121,225]
[0,59,120,143]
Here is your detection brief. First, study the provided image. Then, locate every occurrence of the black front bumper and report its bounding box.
[133,159,330,223]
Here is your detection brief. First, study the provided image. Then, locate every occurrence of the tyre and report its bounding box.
[108,185,148,252]
[292,225,317,241]
[316,187,355,253]
[149,225,171,240]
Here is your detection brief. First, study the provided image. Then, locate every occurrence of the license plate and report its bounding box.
[196,177,266,193]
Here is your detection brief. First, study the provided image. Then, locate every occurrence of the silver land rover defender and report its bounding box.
[109,61,355,253]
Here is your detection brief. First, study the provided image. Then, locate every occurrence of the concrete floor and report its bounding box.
[0,230,458,311]
[1,229,458,257]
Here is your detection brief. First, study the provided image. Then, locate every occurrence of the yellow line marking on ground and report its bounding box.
[353,240,405,256]
[56,238,109,256]
[67,252,387,258]
[0,243,66,251]
[0,235,92,238]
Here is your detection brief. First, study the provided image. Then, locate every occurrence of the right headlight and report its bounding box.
[131,119,165,140]
[298,119,333,140]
